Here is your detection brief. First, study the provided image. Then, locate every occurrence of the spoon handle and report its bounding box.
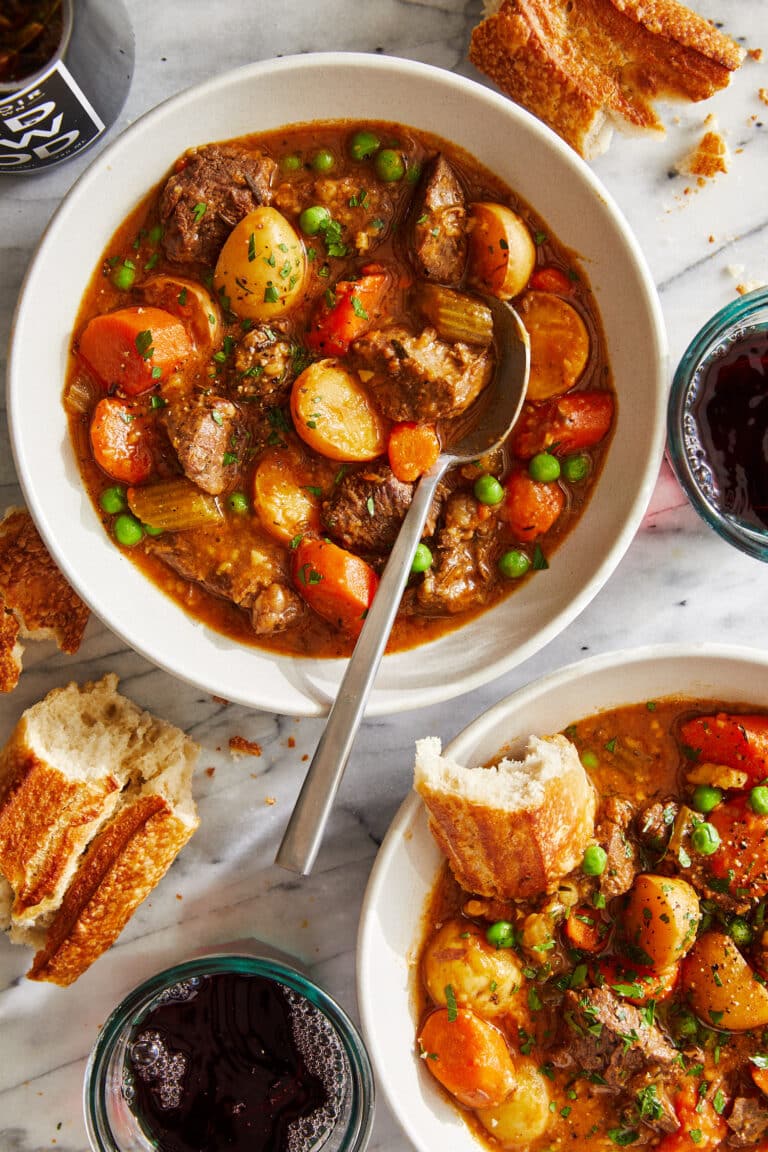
[275,459,449,875]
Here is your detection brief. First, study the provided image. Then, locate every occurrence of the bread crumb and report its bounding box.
[229,735,262,757]
[749,48,764,62]
[205,766,216,778]
[264,796,276,806]
[760,88,768,106]
[301,753,309,762]
[708,235,715,244]
[675,121,729,180]
[211,694,230,706]
[176,893,183,900]
[287,736,296,748]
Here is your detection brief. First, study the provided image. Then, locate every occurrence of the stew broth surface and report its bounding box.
[66,120,614,658]
[417,698,768,1151]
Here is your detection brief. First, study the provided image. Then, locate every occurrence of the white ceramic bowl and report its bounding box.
[8,53,667,716]
[357,643,768,1152]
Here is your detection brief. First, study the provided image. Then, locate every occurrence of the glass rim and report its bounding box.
[83,952,375,1152]
[667,285,768,562]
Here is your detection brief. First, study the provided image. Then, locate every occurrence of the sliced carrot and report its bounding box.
[510,392,614,459]
[387,422,441,483]
[90,397,154,485]
[306,265,391,357]
[418,1007,516,1109]
[563,906,604,953]
[753,1066,768,1097]
[708,796,768,900]
[680,713,768,783]
[502,469,564,542]
[291,537,378,636]
[529,266,573,294]
[79,306,192,396]
[654,1083,727,1152]
[597,957,679,1005]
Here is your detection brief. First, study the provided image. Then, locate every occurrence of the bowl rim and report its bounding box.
[667,284,768,562]
[7,51,668,716]
[356,641,768,1151]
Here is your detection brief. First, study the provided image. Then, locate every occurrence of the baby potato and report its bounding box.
[418,1007,516,1109]
[683,931,768,1031]
[214,206,306,321]
[466,202,535,300]
[623,874,701,970]
[141,275,220,350]
[291,359,389,462]
[518,291,590,400]
[252,445,323,543]
[476,1057,551,1147]
[422,919,525,1021]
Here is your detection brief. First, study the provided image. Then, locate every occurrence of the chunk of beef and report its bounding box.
[228,321,296,406]
[159,145,276,265]
[727,1097,768,1146]
[161,394,240,496]
[636,798,679,855]
[149,531,302,635]
[351,324,493,422]
[596,796,640,900]
[321,464,440,554]
[416,492,497,615]
[410,154,467,286]
[560,988,677,1090]
[625,1071,681,1135]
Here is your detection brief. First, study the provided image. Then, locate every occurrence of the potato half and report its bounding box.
[214,206,306,321]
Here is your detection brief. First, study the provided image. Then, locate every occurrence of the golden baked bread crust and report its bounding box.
[0,507,90,655]
[0,603,22,695]
[470,0,744,158]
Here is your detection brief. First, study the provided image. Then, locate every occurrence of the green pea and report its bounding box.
[581,844,607,876]
[728,917,754,947]
[486,920,516,949]
[691,821,721,856]
[349,130,381,161]
[280,153,302,172]
[99,485,127,515]
[374,148,405,182]
[299,205,331,236]
[311,148,335,173]
[528,452,561,483]
[750,786,768,815]
[143,523,164,537]
[581,750,599,769]
[411,543,433,574]
[562,453,590,483]
[111,262,136,291]
[692,784,723,814]
[473,474,504,506]
[498,549,530,580]
[113,513,144,547]
[228,491,249,515]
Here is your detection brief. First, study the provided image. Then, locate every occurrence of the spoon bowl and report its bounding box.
[276,298,530,875]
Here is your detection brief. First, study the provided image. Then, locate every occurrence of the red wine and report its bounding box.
[690,329,768,529]
[124,972,346,1152]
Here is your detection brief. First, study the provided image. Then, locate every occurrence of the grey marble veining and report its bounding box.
[2,2,768,1149]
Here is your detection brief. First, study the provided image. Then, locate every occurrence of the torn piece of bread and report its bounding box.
[470,0,745,159]
[414,734,596,900]
[0,508,90,692]
[675,115,729,178]
[0,674,199,984]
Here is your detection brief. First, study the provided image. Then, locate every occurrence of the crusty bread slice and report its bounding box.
[0,674,199,982]
[414,734,596,899]
[470,0,744,159]
[0,507,90,656]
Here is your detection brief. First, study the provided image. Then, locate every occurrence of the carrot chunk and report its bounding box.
[90,398,154,485]
[502,469,564,541]
[79,306,192,396]
[510,392,614,459]
[387,422,441,483]
[680,713,768,784]
[291,537,378,636]
[306,266,391,357]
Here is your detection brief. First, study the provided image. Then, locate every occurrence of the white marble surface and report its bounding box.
[1,2,768,1149]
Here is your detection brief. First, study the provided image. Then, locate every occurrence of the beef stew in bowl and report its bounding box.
[9,54,665,713]
[65,119,614,658]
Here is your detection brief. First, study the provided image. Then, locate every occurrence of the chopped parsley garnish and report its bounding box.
[351,295,369,320]
[444,984,458,1022]
[177,287,188,306]
[607,1129,638,1146]
[366,495,375,517]
[211,410,224,427]
[264,284,280,303]
[223,452,238,466]
[532,543,549,570]
[150,393,167,408]
[247,233,257,262]
[134,330,154,360]
[192,202,207,223]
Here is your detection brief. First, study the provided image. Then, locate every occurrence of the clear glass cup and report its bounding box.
[667,286,768,561]
[84,953,374,1152]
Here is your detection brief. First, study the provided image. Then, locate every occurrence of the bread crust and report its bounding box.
[415,734,596,900]
[0,507,90,655]
[0,603,23,695]
[470,0,744,158]
[29,795,197,986]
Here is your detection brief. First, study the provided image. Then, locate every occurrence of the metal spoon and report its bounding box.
[276,296,530,875]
